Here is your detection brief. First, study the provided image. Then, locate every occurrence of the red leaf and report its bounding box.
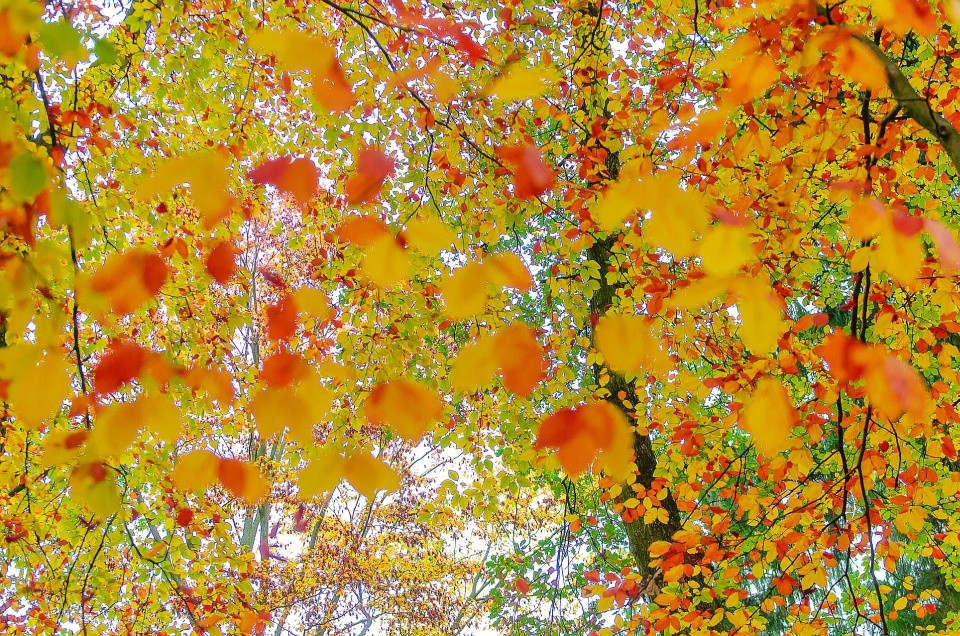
[175,508,194,527]
[205,240,237,285]
[496,144,555,199]
[265,295,298,342]
[247,156,319,205]
[94,341,147,394]
[261,352,309,388]
[514,578,531,594]
[344,148,395,205]
[141,252,168,296]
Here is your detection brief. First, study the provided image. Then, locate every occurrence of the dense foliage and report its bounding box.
[4,0,960,634]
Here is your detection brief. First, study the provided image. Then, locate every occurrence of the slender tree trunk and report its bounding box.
[573,2,682,577]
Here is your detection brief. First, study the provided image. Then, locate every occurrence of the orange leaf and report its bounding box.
[247,156,319,205]
[867,356,930,420]
[93,341,147,394]
[310,59,355,112]
[535,403,632,479]
[217,457,269,504]
[487,252,533,291]
[496,143,555,199]
[494,325,546,396]
[205,240,237,285]
[260,352,310,388]
[336,215,392,247]
[90,249,168,315]
[265,295,298,342]
[515,578,531,594]
[365,379,443,440]
[344,148,395,206]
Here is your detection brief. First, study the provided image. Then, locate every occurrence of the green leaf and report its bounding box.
[9,152,46,201]
[92,39,119,67]
[38,20,86,67]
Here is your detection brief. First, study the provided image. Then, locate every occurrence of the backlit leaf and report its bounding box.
[366,379,443,440]
[344,148,395,205]
[741,378,798,456]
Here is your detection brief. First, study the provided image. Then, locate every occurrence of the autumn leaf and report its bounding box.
[835,35,888,93]
[218,457,270,504]
[205,240,237,285]
[594,314,670,375]
[486,252,533,291]
[337,215,392,247]
[493,325,546,396]
[403,216,454,256]
[298,450,347,499]
[93,340,146,394]
[442,262,490,320]
[247,156,319,205]
[265,294,298,342]
[535,402,633,480]
[342,452,400,498]
[366,379,443,440]
[344,148,395,205]
[488,63,558,101]
[362,235,411,287]
[740,378,798,456]
[88,249,167,316]
[260,352,310,388]
[496,143,555,199]
[8,351,73,427]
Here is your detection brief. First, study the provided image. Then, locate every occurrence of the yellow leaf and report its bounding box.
[595,407,634,481]
[136,152,233,228]
[442,262,489,320]
[298,449,347,499]
[362,235,410,287]
[486,252,533,291]
[404,217,454,256]
[838,37,888,93]
[248,29,335,73]
[365,379,443,440]
[8,351,72,427]
[39,429,88,469]
[450,334,498,392]
[874,227,922,285]
[488,63,558,101]
[172,450,219,493]
[296,374,335,423]
[669,276,727,310]
[741,378,797,456]
[88,401,144,458]
[69,461,120,519]
[140,393,182,442]
[293,287,332,321]
[643,177,710,258]
[594,314,669,375]
[343,452,400,498]
[700,225,752,276]
[593,178,642,231]
[726,52,779,105]
[734,279,786,355]
[250,388,314,445]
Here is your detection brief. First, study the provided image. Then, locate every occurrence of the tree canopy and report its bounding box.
[4,0,960,633]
